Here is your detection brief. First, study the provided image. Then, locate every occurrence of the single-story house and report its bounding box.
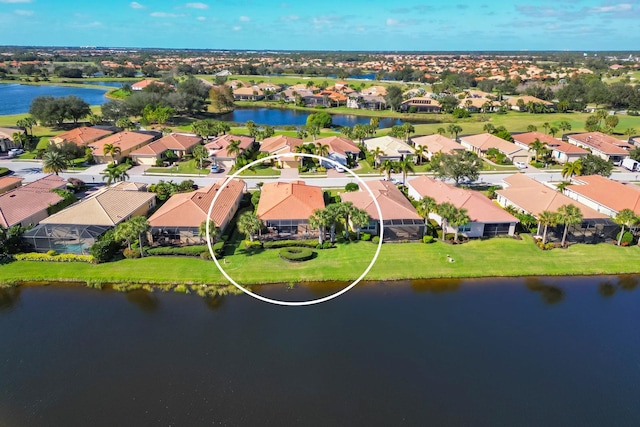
[340,180,425,241]
[563,175,640,217]
[313,136,361,168]
[399,97,442,113]
[506,95,555,111]
[411,134,465,160]
[148,179,245,245]
[130,133,202,166]
[259,135,304,168]
[0,127,20,152]
[205,134,255,170]
[49,126,113,147]
[512,131,589,164]
[256,181,324,237]
[346,94,387,110]
[23,184,156,254]
[89,131,157,164]
[131,79,170,91]
[565,132,631,164]
[459,133,531,164]
[407,176,518,237]
[233,87,265,101]
[363,135,415,164]
[0,174,67,228]
[0,176,23,195]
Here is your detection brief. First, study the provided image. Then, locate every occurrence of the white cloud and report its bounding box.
[386,18,400,26]
[0,0,32,3]
[239,15,251,22]
[130,2,144,9]
[589,3,632,13]
[196,16,206,21]
[185,2,208,9]
[280,14,299,22]
[14,9,33,16]
[150,12,184,18]
[233,26,242,31]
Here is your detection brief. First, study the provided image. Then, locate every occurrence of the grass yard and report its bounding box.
[238,163,281,176]
[2,235,639,286]
[146,158,210,175]
[198,74,407,90]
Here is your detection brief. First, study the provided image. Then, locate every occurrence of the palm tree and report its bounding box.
[416,196,438,235]
[613,209,639,246]
[437,127,446,136]
[103,143,122,163]
[42,151,68,175]
[549,127,559,137]
[538,210,558,245]
[371,147,385,167]
[237,211,262,242]
[199,219,219,245]
[395,155,415,184]
[483,123,496,134]
[414,144,427,165]
[542,122,550,134]
[309,208,333,244]
[101,164,129,184]
[226,139,242,167]
[308,124,320,141]
[447,124,462,140]
[336,202,357,239]
[527,125,537,132]
[436,202,457,241]
[129,216,150,258]
[450,208,470,242]
[556,204,583,247]
[624,128,637,138]
[192,144,208,170]
[314,142,329,158]
[379,159,395,181]
[350,208,371,240]
[16,116,37,136]
[401,122,415,142]
[324,204,343,243]
[561,160,583,179]
[558,121,572,133]
[529,138,546,162]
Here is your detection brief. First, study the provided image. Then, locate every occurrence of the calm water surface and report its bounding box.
[0,83,109,115]
[1,276,639,426]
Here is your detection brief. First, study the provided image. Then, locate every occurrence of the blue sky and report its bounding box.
[1,0,639,51]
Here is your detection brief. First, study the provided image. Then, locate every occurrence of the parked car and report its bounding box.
[514,161,527,170]
[8,148,24,157]
[210,164,221,173]
[335,165,346,173]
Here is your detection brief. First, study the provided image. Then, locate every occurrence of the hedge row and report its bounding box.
[279,247,315,262]
[146,243,224,258]
[15,253,96,263]
[263,239,319,249]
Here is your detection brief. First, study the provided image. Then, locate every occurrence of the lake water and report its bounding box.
[0,83,110,116]
[1,276,639,426]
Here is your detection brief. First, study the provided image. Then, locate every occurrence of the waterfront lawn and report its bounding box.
[2,235,639,286]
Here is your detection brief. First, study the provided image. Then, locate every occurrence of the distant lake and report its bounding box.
[81,81,125,88]
[0,83,110,115]
[1,276,639,426]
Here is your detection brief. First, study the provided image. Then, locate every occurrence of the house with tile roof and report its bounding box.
[0,175,67,229]
[0,176,23,195]
[148,179,245,245]
[205,134,255,170]
[130,133,202,166]
[259,135,304,169]
[23,184,156,254]
[0,127,20,151]
[313,136,361,168]
[506,95,555,111]
[512,131,589,164]
[49,126,113,147]
[89,131,157,164]
[399,97,442,113]
[408,176,518,237]
[131,79,170,91]
[233,86,265,101]
[563,175,640,217]
[460,133,531,164]
[363,135,415,164]
[256,181,324,237]
[411,134,465,160]
[340,180,425,241]
[565,132,631,164]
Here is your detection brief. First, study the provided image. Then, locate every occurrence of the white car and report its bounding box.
[335,165,346,173]
[514,161,527,169]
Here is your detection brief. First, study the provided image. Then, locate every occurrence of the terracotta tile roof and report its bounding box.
[257,181,324,221]
[148,179,244,229]
[567,132,631,155]
[40,186,156,227]
[364,136,414,157]
[205,134,254,159]
[89,131,155,156]
[131,79,168,90]
[0,175,66,228]
[506,95,554,106]
[340,180,420,221]
[566,175,640,215]
[411,134,464,155]
[513,132,589,154]
[130,133,201,156]
[408,176,518,223]
[0,176,23,194]
[259,135,304,154]
[51,127,113,146]
[314,136,361,156]
[460,133,523,155]
[496,174,607,219]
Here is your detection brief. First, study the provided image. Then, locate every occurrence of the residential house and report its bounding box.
[23,184,156,254]
[0,175,67,229]
[363,135,415,164]
[130,133,202,166]
[399,97,442,113]
[340,180,425,241]
[205,134,255,170]
[313,136,361,168]
[233,87,265,101]
[0,127,20,152]
[256,181,324,237]
[563,175,640,217]
[131,79,170,91]
[411,134,465,160]
[259,135,304,168]
[407,176,518,237]
[459,133,531,164]
[89,131,157,164]
[0,176,23,195]
[506,95,555,111]
[148,179,245,245]
[49,126,113,147]
[512,131,589,164]
[565,132,631,164]
[346,94,387,110]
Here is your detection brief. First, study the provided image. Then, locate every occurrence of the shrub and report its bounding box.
[243,240,263,249]
[0,253,15,265]
[90,230,120,263]
[360,233,371,241]
[345,182,359,192]
[616,231,633,246]
[279,247,315,262]
[200,251,212,260]
[212,241,225,258]
[147,245,208,256]
[14,252,95,263]
[46,249,57,256]
[263,239,318,249]
[423,235,435,244]
[123,248,141,259]
[371,236,380,244]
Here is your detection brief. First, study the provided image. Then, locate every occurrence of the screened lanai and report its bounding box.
[23,223,111,254]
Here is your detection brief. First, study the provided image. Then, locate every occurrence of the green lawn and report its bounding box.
[146,159,210,175]
[481,160,519,172]
[238,163,281,176]
[2,236,639,286]
[198,74,407,90]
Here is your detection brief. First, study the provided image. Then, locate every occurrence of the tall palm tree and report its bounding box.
[561,160,583,179]
[103,143,122,163]
[395,155,415,184]
[129,216,150,258]
[42,151,68,175]
[558,121,572,133]
[416,196,438,235]
[325,204,343,243]
[549,127,559,137]
[414,144,428,165]
[450,208,471,242]
[379,159,395,181]
[314,142,330,158]
[372,147,385,167]
[542,122,550,134]
[237,211,262,242]
[556,204,583,247]
[529,138,546,162]
[199,219,219,245]
[447,124,462,140]
[538,210,558,245]
[309,208,333,245]
[101,164,128,184]
[226,139,242,167]
[613,208,639,246]
[191,144,208,170]
[437,127,446,136]
[483,123,496,134]
[402,122,415,142]
[436,202,457,241]
[624,128,637,139]
[350,208,371,240]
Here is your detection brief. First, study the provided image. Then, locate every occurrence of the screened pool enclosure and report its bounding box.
[23,224,110,254]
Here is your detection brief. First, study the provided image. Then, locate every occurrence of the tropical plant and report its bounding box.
[42,150,68,175]
[199,219,219,245]
[529,138,546,162]
[395,155,415,184]
[103,143,122,163]
[379,159,395,181]
[314,142,330,158]
[447,124,463,139]
[309,208,334,244]
[114,216,149,257]
[561,160,583,179]
[450,208,471,242]
[192,144,208,169]
[371,146,385,166]
[613,209,639,246]
[237,211,262,242]
[538,210,558,245]
[226,139,242,166]
[556,204,583,247]
[436,202,457,241]
[413,144,427,165]
[350,208,371,240]
[101,164,129,184]
[416,196,438,235]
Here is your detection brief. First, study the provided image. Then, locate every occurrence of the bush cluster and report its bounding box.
[315,241,334,249]
[263,239,318,249]
[617,231,634,246]
[371,236,380,244]
[15,252,95,263]
[147,245,208,256]
[123,248,141,259]
[360,233,372,241]
[279,247,315,262]
[423,236,435,244]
